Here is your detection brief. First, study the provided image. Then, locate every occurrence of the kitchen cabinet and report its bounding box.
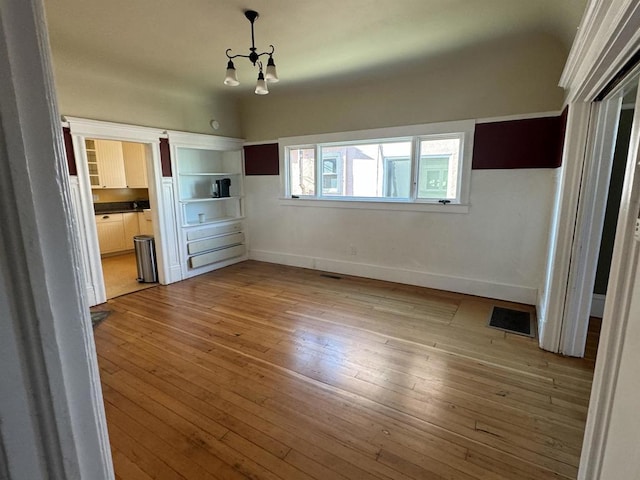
[123,212,140,250]
[95,212,139,254]
[138,210,154,235]
[92,139,127,188]
[87,139,148,189]
[95,213,126,253]
[122,142,148,188]
[169,131,246,279]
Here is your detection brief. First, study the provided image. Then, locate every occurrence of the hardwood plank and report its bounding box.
[93,260,598,480]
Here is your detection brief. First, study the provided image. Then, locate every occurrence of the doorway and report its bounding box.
[88,137,158,299]
[65,118,173,306]
[591,87,636,318]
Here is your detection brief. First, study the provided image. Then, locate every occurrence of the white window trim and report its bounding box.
[279,120,475,210]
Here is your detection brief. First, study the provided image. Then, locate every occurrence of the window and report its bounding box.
[282,120,474,206]
[289,147,315,196]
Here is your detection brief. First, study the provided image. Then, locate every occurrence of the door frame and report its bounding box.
[561,92,623,356]
[65,117,181,305]
[0,0,113,477]
[540,0,640,353]
[547,0,640,477]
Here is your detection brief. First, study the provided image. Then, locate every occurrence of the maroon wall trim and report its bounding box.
[62,127,77,175]
[160,138,172,177]
[472,112,567,169]
[244,143,279,175]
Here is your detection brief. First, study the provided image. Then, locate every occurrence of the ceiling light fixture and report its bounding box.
[224,10,279,95]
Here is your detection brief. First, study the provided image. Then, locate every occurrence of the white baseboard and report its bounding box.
[165,265,184,284]
[249,249,537,304]
[591,293,606,318]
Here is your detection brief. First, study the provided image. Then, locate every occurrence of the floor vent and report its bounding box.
[488,307,535,337]
[320,273,342,280]
[91,310,110,328]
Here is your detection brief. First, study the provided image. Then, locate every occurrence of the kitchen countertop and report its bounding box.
[94,201,150,215]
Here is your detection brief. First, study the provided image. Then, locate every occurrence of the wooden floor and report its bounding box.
[102,252,157,299]
[93,261,599,480]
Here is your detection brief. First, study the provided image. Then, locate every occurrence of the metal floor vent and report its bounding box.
[320,273,342,280]
[488,306,535,337]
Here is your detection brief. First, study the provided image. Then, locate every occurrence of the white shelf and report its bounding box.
[179,195,243,204]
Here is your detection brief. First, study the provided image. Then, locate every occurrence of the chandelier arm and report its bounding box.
[226,49,253,60]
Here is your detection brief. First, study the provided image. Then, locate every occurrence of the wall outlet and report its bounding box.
[92,194,99,201]
[349,245,357,256]
[635,219,640,242]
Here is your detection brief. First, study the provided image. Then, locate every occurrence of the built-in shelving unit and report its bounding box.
[168,131,247,278]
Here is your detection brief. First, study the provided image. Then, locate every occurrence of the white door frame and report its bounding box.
[0,0,112,477]
[560,92,623,356]
[540,0,640,354]
[579,76,640,480]
[548,0,640,478]
[64,117,182,305]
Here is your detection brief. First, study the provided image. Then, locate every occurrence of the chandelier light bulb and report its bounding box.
[255,70,269,95]
[223,60,239,86]
[265,56,279,83]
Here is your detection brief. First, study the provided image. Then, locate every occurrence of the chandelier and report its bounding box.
[224,10,279,95]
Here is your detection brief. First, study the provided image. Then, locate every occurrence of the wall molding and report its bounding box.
[560,0,640,102]
[249,249,537,305]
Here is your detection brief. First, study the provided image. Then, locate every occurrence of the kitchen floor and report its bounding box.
[101,252,156,299]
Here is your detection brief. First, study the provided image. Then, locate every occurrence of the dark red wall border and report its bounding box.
[472,109,567,169]
[244,143,279,175]
[63,127,77,175]
[160,138,172,177]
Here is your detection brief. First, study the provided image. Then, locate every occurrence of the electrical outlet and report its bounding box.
[635,219,640,242]
[92,194,99,201]
[349,245,357,256]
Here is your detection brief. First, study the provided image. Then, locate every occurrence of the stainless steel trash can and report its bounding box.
[134,235,158,283]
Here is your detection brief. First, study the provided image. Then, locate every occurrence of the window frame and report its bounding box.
[279,120,475,212]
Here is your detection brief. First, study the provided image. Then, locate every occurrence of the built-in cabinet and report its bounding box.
[86,139,148,189]
[169,131,247,278]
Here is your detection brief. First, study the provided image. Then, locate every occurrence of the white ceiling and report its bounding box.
[44,0,588,96]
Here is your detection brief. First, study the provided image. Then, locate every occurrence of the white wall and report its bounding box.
[246,168,555,304]
[50,50,243,137]
[239,33,567,142]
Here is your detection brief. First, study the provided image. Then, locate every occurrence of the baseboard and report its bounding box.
[165,264,183,284]
[249,249,537,304]
[591,293,606,318]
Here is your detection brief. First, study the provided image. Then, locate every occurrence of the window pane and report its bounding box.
[418,137,461,200]
[320,141,411,198]
[289,148,315,195]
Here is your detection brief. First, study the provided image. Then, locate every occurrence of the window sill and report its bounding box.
[278,197,470,213]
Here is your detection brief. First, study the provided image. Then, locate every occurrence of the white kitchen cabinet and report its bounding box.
[92,139,127,188]
[169,131,247,279]
[137,211,154,235]
[122,142,148,188]
[123,212,140,250]
[87,139,148,189]
[95,212,140,254]
[95,213,126,253]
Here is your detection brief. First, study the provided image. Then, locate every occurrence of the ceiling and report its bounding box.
[44,0,588,97]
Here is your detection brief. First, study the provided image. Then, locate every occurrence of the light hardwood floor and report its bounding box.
[102,252,156,299]
[93,260,599,480]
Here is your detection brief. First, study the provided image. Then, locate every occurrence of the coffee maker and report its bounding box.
[214,178,231,198]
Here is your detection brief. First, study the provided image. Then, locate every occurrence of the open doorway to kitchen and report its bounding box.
[88,138,158,299]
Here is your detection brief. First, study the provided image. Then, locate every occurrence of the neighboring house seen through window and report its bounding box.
[282,121,474,205]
